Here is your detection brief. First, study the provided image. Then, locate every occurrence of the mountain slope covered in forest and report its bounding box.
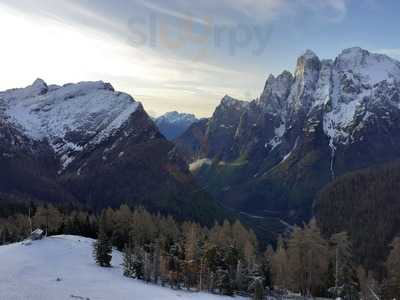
[315,161,400,271]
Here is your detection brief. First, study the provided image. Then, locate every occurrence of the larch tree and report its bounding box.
[33,205,63,236]
[272,236,289,290]
[330,231,358,299]
[303,220,329,296]
[287,220,329,296]
[182,222,202,290]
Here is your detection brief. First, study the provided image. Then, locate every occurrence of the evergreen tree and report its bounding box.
[123,239,135,277]
[251,277,265,300]
[167,242,183,289]
[216,267,233,296]
[203,244,223,292]
[93,212,112,267]
[262,245,274,289]
[235,259,247,291]
[132,245,145,279]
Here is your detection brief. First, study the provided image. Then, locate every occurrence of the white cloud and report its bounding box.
[0,0,353,117]
[0,3,262,117]
[131,0,349,25]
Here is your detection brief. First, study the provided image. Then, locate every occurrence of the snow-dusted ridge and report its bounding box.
[0,79,140,169]
[258,47,400,155]
[156,111,197,125]
[0,235,246,300]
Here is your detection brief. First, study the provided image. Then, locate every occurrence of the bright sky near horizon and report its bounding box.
[0,0,400,117]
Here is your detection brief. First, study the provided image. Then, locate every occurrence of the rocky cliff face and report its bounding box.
[0,80,222,224]
[176,47,400,223]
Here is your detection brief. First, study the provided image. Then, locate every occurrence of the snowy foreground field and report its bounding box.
[0,235,247,300]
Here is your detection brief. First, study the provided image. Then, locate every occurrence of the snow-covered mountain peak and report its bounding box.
[157,111,197,124]
[238,48,400,157]
[335,47,400,85]
[319,48,400,157]
[155,111,199,140]
[0,80,140,169]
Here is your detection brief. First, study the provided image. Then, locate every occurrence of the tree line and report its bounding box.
[0,202,97,244]
[93,205,265,299]
[269,220,400,299]
[93,206,400,299]
[1,202,399,299]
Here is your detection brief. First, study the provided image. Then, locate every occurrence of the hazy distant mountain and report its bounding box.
[155,111,198,140]
[0,80,222,223]
[176,47,400,224]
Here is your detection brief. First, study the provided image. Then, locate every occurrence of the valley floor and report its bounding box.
[0,235,246,300]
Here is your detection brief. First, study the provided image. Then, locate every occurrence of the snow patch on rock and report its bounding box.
[265,122,285,150]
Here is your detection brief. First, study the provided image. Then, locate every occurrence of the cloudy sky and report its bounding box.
[0,0,399,117]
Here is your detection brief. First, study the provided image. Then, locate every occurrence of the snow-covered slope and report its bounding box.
[0,79,139,169]
[0,235,246,300]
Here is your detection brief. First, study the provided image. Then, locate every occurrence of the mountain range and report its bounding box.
[175,47,400,227]
[2,47,400,259]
